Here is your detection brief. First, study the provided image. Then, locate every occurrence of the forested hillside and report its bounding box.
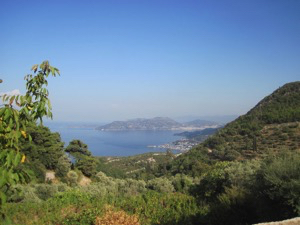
[168,82,300,176]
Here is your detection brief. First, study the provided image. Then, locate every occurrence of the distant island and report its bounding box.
[96,117,221,131]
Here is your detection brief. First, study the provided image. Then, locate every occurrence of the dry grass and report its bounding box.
[95,206,140,225]
[60,205,78,219]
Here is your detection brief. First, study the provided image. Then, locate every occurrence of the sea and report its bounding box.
[45,122,182,157]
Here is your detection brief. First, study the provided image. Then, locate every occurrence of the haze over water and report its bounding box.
[46,122,181,156]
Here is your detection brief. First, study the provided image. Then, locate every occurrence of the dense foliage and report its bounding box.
[19,123,66,181]
[66,140,97,177]
[0,61,59,216]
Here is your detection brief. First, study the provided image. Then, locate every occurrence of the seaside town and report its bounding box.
[148,138,202,152]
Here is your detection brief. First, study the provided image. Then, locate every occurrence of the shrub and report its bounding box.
[80,183,107,198]
[94,171,113,184]
[117,179,146,196]
[67,171,79,187]
[34,184,60,200]
[193,162,231,201]
[146,177,175,193]
[7,184,41,203]
[224,160,260,188]
[255,151,300,219]
[206,186,257,225]
[170,174,194,193]
[63,208,102,225]
[55,155,71,178]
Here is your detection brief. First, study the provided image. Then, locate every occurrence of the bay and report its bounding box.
[45,122,182,156]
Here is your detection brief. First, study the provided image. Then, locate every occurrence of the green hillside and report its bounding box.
[169,81,300,175]
[2,79,300,225]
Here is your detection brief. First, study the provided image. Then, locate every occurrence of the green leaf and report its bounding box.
[51,67,55,76]
[5,151,12,167]
[6,169,13,183]
[9,95,15,105]
[55,68,60,75]
[13,152,21,167]
[4,108,11,121]
[0,150,7,160]
[12,173,19,182]
[0,108,5,116]
[23,106,29,115]
[47,100,52,110]
[0,190,7,205]
[0,176,6,188]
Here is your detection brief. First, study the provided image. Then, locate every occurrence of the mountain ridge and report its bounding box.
[96,117,220,131]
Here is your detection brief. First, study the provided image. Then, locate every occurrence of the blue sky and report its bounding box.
[1,0,299,123]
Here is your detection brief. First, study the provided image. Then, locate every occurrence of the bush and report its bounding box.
[254,151,300,219]
[7,184,41,203]
[206,186,257,225]
[67,171,79,187]
[93,172,147,196]
[146,177,175,193]
[114,191,201,225]
[80,183,108,198]
[193,162,231,201]
[117,179,146,196]
[94,171,113,184]
[170,174,194,193]
[63,207,102,225]
[35,184,68,200]
[8,183,69,203]
[55,155,71,178]
[224,160,260,188]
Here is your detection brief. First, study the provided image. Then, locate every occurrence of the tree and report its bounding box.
[65,139,92,156]
[65,140,97,177]
[75,155,97,177]
[0,61,59,213]
[20,123,65,170]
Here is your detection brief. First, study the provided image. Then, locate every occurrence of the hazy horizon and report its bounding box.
[1,1,299,122]
[44,114,239,125]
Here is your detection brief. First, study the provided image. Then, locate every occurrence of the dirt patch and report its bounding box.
[78,175,91,186]
[45,171,55,182]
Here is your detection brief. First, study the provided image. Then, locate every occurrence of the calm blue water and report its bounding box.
[45,122,181,156]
